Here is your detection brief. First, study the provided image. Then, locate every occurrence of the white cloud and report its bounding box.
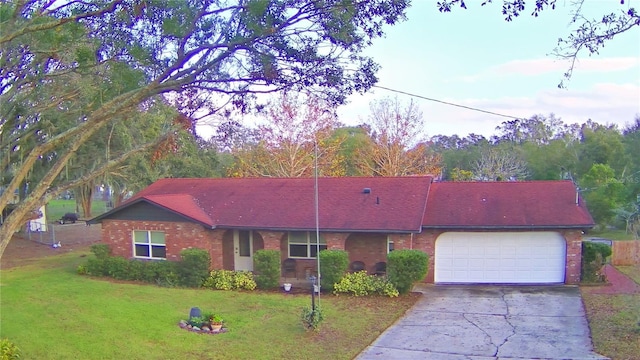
[454,57,640,83]
[336,81,640,138]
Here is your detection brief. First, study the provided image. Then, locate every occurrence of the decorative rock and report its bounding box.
[179,320,187,328]
[202,326,210,331]
[192,326,200,331]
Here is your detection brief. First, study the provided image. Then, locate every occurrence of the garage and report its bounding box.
[435,232,566,284]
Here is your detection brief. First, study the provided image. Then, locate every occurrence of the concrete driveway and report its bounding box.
[357,285,608,360]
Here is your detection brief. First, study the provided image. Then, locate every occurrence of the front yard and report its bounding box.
[0,251,418,360]
[581,265,640,360]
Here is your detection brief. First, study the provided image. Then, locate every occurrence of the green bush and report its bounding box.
[301,306,324,331]
[90,243,111,260]
[387,249,428,294]
[85,257,107,276]
[581,241,612,283]
[253,250,281,289]
[203,270,257,290]
[318,250,349,291]
[153,261,179,287]
[176,248,211,287]
[333,271,399,297]
[0,338,21,360]
[105,256,131,280]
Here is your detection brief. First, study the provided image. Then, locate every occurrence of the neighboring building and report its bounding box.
[89,176,594,285]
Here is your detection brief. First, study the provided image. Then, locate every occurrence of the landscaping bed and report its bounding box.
[581,265,640,360]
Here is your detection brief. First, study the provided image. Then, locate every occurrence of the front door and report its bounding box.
[233,230,253,271]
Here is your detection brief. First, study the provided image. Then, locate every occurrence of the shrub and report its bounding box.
[581,241,612,283]
[203,270,257,290]
[387,249,428,294]
[76,264,88,275]
[333,271,399,297]
[85,257,107,276]
[253,250,281,289]
[90,243,111,260]
[0,338,21,360]
[105,256,131,280]
[152,261,179,287]
[176,248,211,287]
[318,249,349,291]
[301,306,324,331]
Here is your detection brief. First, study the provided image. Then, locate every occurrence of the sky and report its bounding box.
[197,1,640,140]
[337,0,640,138]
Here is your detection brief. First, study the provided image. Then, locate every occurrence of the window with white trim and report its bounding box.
[387,236,394,253]
[133,230,166,259]
[288,231,327,258]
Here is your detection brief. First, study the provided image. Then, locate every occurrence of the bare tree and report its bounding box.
[356,97,441,176]
[473,149,529,181]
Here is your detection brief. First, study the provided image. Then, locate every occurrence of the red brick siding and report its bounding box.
[344,233,387,274]
[412,231,440,283]
[101,219,225,269]
[101,221,580,284]
[562,230,582,285]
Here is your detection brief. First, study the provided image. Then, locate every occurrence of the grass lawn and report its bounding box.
[617,266,640,284]
[581,266,640,360]
[46,199,108,221]
[0,252,419,360]
[586,229,637,241]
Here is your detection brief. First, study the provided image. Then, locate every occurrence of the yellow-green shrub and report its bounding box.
[333,271,398,297]
[203,270,257,290]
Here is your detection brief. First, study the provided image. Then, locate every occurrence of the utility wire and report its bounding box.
[373,85,524,120]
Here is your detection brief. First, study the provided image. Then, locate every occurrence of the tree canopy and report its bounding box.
[0,0,411,257]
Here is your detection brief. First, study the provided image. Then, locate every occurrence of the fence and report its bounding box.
[611,240,640,266]
[23,221,102,247]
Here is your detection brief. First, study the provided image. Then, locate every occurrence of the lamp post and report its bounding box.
[309,275,316,311]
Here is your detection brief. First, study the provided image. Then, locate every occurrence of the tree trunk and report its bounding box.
[77,183,94,218]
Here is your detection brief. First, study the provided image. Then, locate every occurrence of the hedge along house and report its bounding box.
[88,177,594,285]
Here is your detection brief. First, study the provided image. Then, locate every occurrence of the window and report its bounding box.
[133,230,166,259]
[387,236,394,253]
[288,231,326,258]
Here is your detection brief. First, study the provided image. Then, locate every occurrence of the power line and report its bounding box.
[372,85,525,120]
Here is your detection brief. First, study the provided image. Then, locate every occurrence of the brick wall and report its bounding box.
[101,219,224,269]
[101,220,580,284]
[562,230,582,285]
[344,233,387,274]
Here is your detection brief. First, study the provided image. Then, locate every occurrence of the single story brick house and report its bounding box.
[88,176,594,285]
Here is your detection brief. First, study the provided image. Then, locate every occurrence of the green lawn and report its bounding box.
[45,199,108,222]
[581,266,640,360]
[586,229,637,241]
[0,252,418,360]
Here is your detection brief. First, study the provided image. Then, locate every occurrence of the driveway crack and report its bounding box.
[462,313,497,355]
[495,289,516,357]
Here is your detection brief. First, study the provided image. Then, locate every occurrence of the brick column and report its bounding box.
[324,232,349,250]
[258,230,285,251]
[563,230,583,285]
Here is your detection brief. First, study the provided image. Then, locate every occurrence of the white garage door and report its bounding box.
[435,232,566,284]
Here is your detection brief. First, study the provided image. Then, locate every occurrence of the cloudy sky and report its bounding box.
[336,1,640,138]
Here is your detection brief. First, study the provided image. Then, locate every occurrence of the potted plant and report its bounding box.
[207,314,224,332]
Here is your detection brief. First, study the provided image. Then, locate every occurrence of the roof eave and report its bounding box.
[86,198,215,228]
[215,225,419,234]
[421,224,595,230]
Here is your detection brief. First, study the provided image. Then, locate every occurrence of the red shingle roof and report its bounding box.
[94,178,594,231]
[120,176,434,232]
[422,181,594,229]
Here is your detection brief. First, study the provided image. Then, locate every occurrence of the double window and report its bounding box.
[288,231,326,258]
[133,230,166,259]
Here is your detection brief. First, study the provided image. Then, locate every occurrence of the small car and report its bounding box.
[59,212,79,224]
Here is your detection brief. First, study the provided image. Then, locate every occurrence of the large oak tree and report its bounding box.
[0,0,410,257]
